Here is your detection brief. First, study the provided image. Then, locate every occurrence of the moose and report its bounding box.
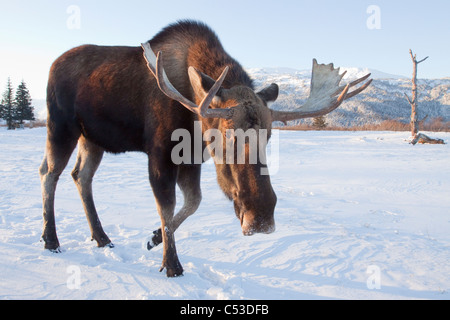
[39,20,371,277]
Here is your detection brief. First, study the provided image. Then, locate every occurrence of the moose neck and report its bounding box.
[186,40,254,90]
[150,20,254,96]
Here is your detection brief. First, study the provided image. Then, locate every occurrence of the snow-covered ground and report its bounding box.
[0,127,449,300]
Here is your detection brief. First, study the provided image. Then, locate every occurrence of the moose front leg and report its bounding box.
[158,224,183,277]
[148,164,202,251]
[153,184,184,277]
[148,159,183,277]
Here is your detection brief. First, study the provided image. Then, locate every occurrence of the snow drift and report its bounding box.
[0,128,449,300]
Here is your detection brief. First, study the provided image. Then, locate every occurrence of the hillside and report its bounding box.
[248,67,450,128]
[32,67,450,128]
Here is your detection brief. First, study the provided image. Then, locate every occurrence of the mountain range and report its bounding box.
[248,67,450,127]
[32,67,450,127]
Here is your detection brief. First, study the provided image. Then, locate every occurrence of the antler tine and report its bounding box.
[141,42,233,119]
[141,42,157,75]
[336,83,351,106]
[332,73,371,97]
[348,73,371,87]
[313,82,350,117]
[343,78,373,100]
[194,66,232,118]
[141,43,197,111]
[154,51,200,113]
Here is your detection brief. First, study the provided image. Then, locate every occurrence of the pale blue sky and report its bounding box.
[1,0,449,99]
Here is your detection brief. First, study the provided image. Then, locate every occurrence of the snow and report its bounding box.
[1,127,449,300]
[340,67,408,80]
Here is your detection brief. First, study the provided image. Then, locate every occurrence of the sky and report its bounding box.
[1,0,449,100]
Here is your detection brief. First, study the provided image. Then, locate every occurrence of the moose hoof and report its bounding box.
[159,255,184,277]
[167,268,184,278]
[97,241,114,249]
[160,264,184,278]
[43,239,61,253]
[147,229,162,250]
[92,235,113,248]
[103,242,115,249]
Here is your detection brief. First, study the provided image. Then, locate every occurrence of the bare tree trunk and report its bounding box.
[405,49,428,137]
[404,51,445,145]
[410,52,419,136]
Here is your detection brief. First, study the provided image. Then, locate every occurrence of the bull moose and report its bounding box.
[39,20,371,277]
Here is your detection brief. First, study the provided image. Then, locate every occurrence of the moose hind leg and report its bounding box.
[72,137,112,248]
[40,136,78,252]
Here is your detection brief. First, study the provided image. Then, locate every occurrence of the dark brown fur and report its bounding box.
[39,20,278,277]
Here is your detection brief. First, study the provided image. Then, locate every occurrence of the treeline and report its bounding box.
[278,118,450,132]
[1,77,35,129]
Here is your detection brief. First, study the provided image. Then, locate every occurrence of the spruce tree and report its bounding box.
[1,77,15,130]
[14,80,35,125]
[313,115,327,129]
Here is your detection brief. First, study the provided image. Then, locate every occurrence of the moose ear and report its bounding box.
[257,83,279,106]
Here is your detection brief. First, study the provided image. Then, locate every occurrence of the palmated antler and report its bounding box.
[271,59,372,123]
[141,42,234,119]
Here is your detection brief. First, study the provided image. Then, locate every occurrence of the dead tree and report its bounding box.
[405,50,445,145]
[410,133,444,145]
[404,49,428,137]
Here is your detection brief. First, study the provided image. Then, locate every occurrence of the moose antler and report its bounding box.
[141,42,234,119]
[271,59,372,123]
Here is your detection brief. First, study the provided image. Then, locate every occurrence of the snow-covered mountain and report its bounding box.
[248,67,450,127]
[32,67,450,127]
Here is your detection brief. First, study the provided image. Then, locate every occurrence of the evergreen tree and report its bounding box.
[313,115,327,129]
[1,77,15,130]
[14,80,35,124]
